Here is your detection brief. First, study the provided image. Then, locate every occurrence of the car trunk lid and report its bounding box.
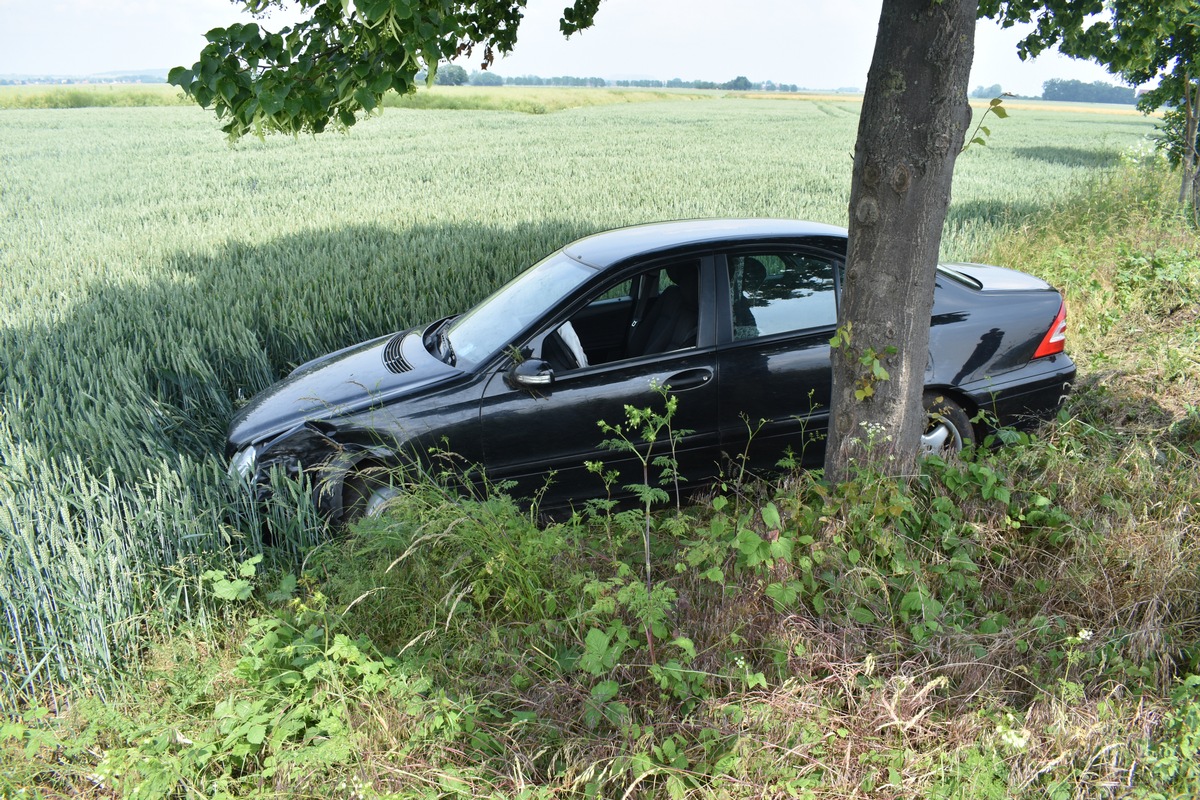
[939,262,1053,292]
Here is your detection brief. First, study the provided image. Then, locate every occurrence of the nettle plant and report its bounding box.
[585,381,692,667]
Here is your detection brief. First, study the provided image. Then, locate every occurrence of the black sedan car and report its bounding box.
[227,219,1074,519]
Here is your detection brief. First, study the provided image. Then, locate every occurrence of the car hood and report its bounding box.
[227,328,458,449]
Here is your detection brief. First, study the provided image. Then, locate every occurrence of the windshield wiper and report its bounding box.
[425,318,455,365]
[438,329,457,366]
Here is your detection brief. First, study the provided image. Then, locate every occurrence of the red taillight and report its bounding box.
[1033,302,1067,359]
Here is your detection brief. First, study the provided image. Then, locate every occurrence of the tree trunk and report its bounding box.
[824,0,977,484]
[1180,75,1199,222]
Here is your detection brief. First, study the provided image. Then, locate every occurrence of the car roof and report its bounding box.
[561,219,849,269]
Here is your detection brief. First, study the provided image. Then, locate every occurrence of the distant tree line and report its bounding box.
[460,70,801,92]
[969,78,1136,104]
[496,74,608,87]
[0,74,166,86]
[969,83,1003,99]
[1043,78,1135,104]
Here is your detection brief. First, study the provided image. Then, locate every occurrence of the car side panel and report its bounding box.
[340,371,490,465]
[717,331,833,471]
[479,349,721,507]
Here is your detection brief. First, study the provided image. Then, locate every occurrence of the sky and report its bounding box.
[0,0,1123,97]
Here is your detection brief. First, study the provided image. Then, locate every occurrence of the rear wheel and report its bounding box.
[921,391,975,457]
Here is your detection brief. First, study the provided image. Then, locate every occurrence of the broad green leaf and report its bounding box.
[245,724,266,745]
[591,679,619,703]
[238,554,262,578]
[579,627,612,676]
[212,578,252,601]
[849,606,875,624]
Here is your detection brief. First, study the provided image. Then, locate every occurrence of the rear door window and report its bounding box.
[727,252,838,340]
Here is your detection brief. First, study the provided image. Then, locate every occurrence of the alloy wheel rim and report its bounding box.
[920,421,962,456]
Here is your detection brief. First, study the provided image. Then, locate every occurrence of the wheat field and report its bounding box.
[0,94,1158,704]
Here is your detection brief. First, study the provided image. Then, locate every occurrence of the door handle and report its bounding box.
[664,367,713,392]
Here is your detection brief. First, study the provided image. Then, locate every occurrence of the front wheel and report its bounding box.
[340,463,401,524]
[920,391,975,457]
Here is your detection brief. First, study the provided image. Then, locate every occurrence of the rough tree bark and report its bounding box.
[1179,74,1199,223]
[824,0,978,484]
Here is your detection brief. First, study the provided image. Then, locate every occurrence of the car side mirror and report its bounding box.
[507,359,554,389]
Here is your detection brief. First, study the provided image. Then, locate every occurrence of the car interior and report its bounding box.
[539,259,702,371]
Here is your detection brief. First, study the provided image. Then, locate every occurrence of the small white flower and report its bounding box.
[1078,628,1093,641]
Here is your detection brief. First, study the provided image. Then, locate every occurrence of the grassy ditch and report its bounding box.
[3,163,1198,798]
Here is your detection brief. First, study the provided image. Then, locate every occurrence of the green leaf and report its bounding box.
[327,634,362,663]
[218,78,239,105]
[671,636,697,660]
[212,578,252,602]
[591,680,619,703]
[245,724,266,745]
[735,528,765,562]
[368,72,393,94]
[849,606,875,624]
[259,88,286,115]
[765,580,800,607]
[991,106,1009,118]
[266,573,298,604]
[580,627,613,676]
[354,87,377,112]
[768,536,793,561]
[899,590,923,615]
[761,501,781,529]
[167,67,193,87]
[234,23,260,44]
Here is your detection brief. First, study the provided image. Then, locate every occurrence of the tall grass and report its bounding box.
[0,97,1160,705]
[0,84,709,113]
[382,85,711,113]
[0,85,189,109]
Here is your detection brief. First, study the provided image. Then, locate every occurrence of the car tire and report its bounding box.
[921,391,975,457]
[340,463,401,523]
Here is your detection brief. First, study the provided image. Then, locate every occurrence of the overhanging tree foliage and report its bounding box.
[169,0,601,138]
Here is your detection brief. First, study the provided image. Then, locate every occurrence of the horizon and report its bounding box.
[0,0,1129,97]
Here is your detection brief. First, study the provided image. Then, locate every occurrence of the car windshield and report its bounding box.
[443,251,595,368]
